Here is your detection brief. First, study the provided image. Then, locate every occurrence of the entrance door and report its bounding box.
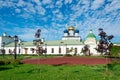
[24,48,28,54]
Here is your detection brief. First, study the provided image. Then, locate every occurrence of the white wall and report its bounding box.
[4,44,100,56]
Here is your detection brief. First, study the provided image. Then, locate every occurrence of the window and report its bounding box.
[51,48,54,53]
[19,49,21,54]
[9,49,12,54]
[59,47,61,53]
[66,48,69,54]
[30,48,35,53]
[75,48,77,53]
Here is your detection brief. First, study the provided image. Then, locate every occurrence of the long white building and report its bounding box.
[0,25,114,56]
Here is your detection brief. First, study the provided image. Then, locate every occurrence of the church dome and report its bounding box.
[87,33,96,38]
[75,29,79,33]
[86,29,96,38]
[64,29,69,33]
[68,26,74,31]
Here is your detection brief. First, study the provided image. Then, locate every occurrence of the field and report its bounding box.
[0,63,120,80]
[0,55,120,80]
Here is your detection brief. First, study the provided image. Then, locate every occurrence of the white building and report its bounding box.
[0,26,103,56]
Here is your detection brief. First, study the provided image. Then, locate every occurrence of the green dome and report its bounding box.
[87,33,96,38]
[86,29,96,38]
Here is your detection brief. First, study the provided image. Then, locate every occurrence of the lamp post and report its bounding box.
[14,35,18,60]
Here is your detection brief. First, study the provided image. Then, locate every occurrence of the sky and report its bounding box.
[0,0,120,42]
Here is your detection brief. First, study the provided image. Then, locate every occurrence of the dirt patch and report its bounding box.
[21,57,111,65]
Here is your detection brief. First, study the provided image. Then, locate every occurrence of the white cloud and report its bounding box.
[16,0,26,7]
[42,0,52,5]
[91,0,105,10]
[52,9,59,14]
[15,8,21,13]
[14,27,38,41]
[56,12,63,19]
[56,1,63,8]
[81,0,90,5]
[35,5,46,15]
[0,0,15,8]
[104,0,120,13]
[64,0,73,4]
[32,0,41,5]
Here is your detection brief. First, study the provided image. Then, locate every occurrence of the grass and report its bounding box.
[0,63,120,80]
[110,46,120,57]
[0,54,120,80]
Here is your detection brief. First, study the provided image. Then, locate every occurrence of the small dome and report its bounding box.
[87,30,96,38]
[87,33,96,38]
[75,29,79,33]
[68,26,74,31]
[64,29,69,33]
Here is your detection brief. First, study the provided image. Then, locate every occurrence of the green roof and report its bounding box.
[44,40,83,46]
[5,41,34,47]
[5,40,84,47]
[87,33,96,38]
[86,29,96,38]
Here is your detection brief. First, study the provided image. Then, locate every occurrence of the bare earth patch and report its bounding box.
[21,57,111,65]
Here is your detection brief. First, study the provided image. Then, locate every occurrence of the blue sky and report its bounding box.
[0,0,120,42]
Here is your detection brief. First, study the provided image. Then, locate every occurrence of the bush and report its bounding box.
[10,59,21,65]
[64,54,72,57]
[0,59,21,66]
[110,46,120,57]
[0,59,10,65]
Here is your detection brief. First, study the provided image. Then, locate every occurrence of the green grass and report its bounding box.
[0,63,120,80]
[110,46,120,57]
[0,54,120,80]
[0,54,63,60]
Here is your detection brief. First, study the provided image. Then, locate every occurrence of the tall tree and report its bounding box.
[96,28,114,55]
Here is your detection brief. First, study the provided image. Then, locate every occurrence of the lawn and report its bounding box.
[0,54,120,80]
[0,63,120,80]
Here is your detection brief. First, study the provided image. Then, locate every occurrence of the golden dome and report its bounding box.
[68,26,74,31]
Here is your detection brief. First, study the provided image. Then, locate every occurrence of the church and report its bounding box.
[0,25,111,56]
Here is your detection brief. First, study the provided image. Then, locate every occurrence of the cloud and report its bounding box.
[32,0,41,5]
[0,0,120,42]
[56,1,63,8]
[104,0,120,13]
[0,0,15,8]
[91,0,105,10]
[42,0,52,5]
[64,0,73,4]
[35,5,46,15]
[15,8,21,13]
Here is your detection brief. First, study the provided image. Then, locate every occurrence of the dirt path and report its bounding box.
[21,57,111,65]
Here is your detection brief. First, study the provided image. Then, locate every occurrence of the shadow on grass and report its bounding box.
[0,67,12,71]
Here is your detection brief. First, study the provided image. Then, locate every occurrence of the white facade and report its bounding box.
[62,37,81,40]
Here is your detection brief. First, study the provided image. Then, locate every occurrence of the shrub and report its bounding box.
[0,59,22,66]
[110,46,120,57]
[0,59,10,65]
[64,54,72,57]
[10,59,22,65]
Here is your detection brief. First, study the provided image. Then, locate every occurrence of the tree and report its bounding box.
[81,45,90,56]
[33,29,45,55]
[96,28,114,55]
